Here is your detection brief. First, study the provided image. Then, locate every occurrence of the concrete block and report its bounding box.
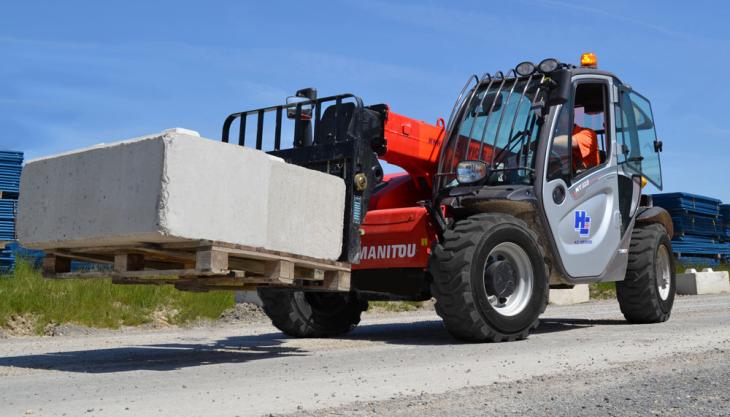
[17,130,346,260]
[549,284,590,305]
[676,268,730,295]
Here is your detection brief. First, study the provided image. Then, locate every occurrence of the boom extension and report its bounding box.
[379,109,446,189]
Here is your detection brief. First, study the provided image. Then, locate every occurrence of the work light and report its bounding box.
[538,58,559,73]
[515,61,536,76]
[456,160,489,184]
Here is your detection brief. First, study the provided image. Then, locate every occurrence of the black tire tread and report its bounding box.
[257,289,367,338]
[429,213,548,342]
[616,223,674,323]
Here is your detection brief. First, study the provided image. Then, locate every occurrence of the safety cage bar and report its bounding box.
[435,70,548,190]
[222,93,365,151]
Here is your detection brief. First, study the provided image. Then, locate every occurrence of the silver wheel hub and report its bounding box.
[485,260,517,299]
[483,242,534,317]
[656,244,672,301]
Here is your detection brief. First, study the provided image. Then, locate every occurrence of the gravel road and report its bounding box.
[0,294,728,417]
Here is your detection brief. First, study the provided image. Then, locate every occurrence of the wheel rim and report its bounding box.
[655,244,672,301]
[482,242,534,317]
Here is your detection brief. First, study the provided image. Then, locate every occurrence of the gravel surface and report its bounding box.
[279,349,730,417]
[218,302,267,323]
[0,294,727,417]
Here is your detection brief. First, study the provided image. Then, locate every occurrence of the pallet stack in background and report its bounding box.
[0,151,23,272]
[0,151,22,199]
[652,193,730,265]
[0,200,18,270]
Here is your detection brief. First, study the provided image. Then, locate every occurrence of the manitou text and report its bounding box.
[360,244,417,260]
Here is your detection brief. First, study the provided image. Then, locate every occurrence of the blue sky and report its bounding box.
[2,0,729,201]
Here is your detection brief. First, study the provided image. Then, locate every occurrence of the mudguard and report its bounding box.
[635,206,674,238]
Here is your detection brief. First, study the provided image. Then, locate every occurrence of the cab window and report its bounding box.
[547,81,610,185]
[616,89,662,189]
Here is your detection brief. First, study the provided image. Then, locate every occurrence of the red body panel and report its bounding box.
[354,109,446,272]
[354,206,436,270]
[381,110,445,189]
[368,173,430,210]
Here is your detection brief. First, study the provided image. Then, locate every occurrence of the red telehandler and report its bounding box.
[222,54,676,342]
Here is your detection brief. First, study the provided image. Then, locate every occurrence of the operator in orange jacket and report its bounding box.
[571,124,600,171]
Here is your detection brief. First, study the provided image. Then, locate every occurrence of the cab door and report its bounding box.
[616,88,663,189]
[541,77,622,278]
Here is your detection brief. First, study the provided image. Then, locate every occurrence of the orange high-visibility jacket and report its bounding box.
[572,125,600,170]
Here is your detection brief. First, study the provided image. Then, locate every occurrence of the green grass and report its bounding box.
[1,256,726,335]
[588,282,616,300]
[678,263,728,273]
[369,301,424,312]
[0,260,235,334]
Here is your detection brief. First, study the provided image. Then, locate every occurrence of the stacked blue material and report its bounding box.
[721,204,730,241]
[0,195,18,272]
[670,214,723,237]
[0,150,23,272]
[0,151,23,197]
[1,241,44,272]
[0,199,16,239]
[652,193,721,217]
[653,193,729,264]
[670,236,730,261]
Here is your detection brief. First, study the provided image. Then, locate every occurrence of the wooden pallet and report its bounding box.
[42,240,351,292]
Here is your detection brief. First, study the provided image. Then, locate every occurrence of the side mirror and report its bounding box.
[547,69,571,106]
[286,88,318,120]
[286,97,313,120]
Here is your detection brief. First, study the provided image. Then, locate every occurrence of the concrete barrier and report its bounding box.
[549,284,590,305]
[676,268,730,295]
[17,129,346,261]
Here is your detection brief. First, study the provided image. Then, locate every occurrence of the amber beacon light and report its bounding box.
[580,52,598,68]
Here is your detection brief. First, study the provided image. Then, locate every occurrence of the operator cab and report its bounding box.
[422,54,674,342]
[436,53,665,281]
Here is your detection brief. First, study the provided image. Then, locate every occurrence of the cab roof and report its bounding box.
[568,66,623,85]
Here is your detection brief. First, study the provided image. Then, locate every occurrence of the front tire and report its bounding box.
[257,289,367,338]
[617,223,676,323]
[429,213,549,342]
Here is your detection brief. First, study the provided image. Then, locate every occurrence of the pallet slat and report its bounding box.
[41,240,351,291]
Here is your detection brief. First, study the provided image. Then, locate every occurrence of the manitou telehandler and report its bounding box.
[222,53,676,342]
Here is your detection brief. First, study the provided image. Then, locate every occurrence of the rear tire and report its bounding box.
[616,223,676,323]
[257,289,367,338]
[429,213,549,342]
